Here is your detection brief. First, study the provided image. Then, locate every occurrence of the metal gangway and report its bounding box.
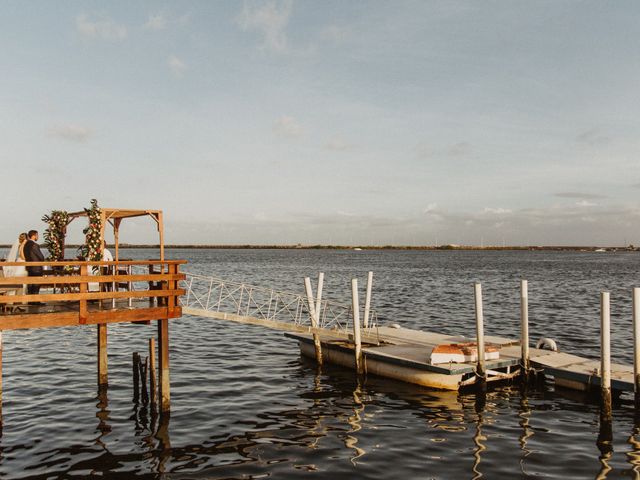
[180,273,378,336]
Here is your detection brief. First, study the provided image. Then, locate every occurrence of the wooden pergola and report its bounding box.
[68,209,164,261]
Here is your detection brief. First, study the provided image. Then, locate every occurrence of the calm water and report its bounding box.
[2,248,640,479]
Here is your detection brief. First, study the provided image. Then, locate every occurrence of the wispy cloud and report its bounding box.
[167,55,187,77]
[49,125,93,143]
[273,115,303,138]
[417,141,472,159]
[481,207,512,215]
[555,192,607,200]
[76,14,127,41]
[238,0,293,53]
[325,137,354,151]
[144,13,167,31]
[576,128,611,147]
[576,200,597,207]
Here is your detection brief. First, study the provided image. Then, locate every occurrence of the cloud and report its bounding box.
[576,200,596,207]
[576,128,611,147]
[273,115,303,138]
[321,25,350,44]
[555,192,607,200]
[49,125,93,143]
[325,137,354,151]
[417,141,471,159]
[167,55,187,77]
[481,207,512,215]
[144,13,167,31]
[238,0,293,53]
[76,14,127,41]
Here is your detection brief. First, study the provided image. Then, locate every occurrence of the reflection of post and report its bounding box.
[155,413,171,474]
[518,387,533,475]
[472,393,486,480]
[596,409,613,480]
[626,413,640,474]
[344,380,366,464]
[95,386,111,449]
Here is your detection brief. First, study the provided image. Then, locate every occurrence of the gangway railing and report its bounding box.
[180,273,378,334]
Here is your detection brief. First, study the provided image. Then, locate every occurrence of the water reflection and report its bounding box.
[471,392,487,480]
[596,409,613,479]
[518,384,534,476]
[343,379,365,464]
[626,413,640,476]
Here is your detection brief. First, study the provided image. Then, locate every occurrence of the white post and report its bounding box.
[363,271,373,328]
[634,288,640,405]
[352,278,363,374]
[521,280,530,372]
[601,291,612,417]
[304,277,323,365]
[315,272,324,324]
[474,283,486,379]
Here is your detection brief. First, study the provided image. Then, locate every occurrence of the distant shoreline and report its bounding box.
[1,244,636,251]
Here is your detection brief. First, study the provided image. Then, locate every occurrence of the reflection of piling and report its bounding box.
[520,280,530,376]
[133,352,140,403]
[474,283,486,387]
[601,292,612,419]
[634,288,640,408]
[351,279,363,375]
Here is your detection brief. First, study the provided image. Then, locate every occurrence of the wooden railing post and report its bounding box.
[79,264,88,324]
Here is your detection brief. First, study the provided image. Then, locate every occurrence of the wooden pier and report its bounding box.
[0,259,186,416]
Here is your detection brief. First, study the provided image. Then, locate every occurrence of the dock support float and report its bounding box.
[304,277,323,366]
[158,319,170,413]
[601,292,612,418]
[520,280,530,376]
[633,288,640,407]
[351,279,364,375]
[97,324,108,387]
[474,283,486,387]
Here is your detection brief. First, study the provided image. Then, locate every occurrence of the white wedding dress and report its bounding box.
[4,239,28,296]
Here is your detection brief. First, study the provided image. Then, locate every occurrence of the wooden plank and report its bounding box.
[0,273,185,286]
[0,288,185,304]
[0,306,183,330]
[531,352,594,369]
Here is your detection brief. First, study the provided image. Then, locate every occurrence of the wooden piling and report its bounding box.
[0,331,3,422]
[363,271,373,328]
[351,279,363,375]
[133,352,140,403]
[601,291,612,417]
[139,356,149,405]
[474,283,486,379]
[149,338,158,408]
[634,288,640,407]
[304,277,323,365]
[315,273,324,322]
[158,319,170,412]
[97,323,108,387]
[521,280,530,373]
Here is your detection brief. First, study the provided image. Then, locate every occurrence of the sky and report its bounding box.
[2,1,640,246]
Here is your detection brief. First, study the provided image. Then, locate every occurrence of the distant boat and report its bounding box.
[353,247,363,251]
[595,248,607,253]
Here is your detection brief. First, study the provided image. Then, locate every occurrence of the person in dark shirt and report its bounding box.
[23,229,45,301]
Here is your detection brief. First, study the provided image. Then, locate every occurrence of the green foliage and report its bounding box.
[77,199,102,262]
[41,210,70,261]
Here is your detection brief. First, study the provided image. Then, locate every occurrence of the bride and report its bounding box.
[4,233,28,296]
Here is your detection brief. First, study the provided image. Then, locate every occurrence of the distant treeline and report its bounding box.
[2,244,635,251]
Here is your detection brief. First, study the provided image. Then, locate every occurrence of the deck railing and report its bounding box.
[181,273,378,333]
[0,260,186,330]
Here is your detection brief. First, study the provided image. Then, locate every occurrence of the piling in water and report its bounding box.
[363,272,373,329]
[634,288,640,407]
[351,278,363,375]
[304,277,323,365]
[133,352,140,404]
[474,283,486,382]
[601,292,612,418]
[521,280,530,374]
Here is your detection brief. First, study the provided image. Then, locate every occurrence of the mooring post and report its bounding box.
[521,280,530,375]
[363,271,373,329]
[149,338,158,408]
[315,272,324,322]
[0,331,3,423]
[304,277,323,365]
[474,283,486,381]
[601,291,612,418]
[351,278,364,375]
[133,352,140,403]
[633,288,640,407]
[97,323,108,387]
[158,318,171,413]
[139,357,149,405]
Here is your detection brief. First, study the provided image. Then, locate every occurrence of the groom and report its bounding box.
[23,229,45,301]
